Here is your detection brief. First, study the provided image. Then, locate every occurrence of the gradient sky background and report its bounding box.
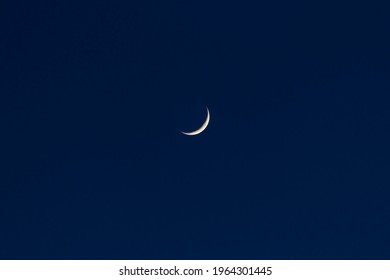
[1,1,390,259]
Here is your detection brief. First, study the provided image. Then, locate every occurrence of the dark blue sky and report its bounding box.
[1,1,390,259]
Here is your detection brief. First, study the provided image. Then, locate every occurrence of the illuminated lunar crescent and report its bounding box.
[181,107,210,136]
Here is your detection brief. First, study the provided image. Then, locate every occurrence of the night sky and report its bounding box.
[1,1,390,259]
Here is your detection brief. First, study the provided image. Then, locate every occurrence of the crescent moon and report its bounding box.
[181,107,210,136]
